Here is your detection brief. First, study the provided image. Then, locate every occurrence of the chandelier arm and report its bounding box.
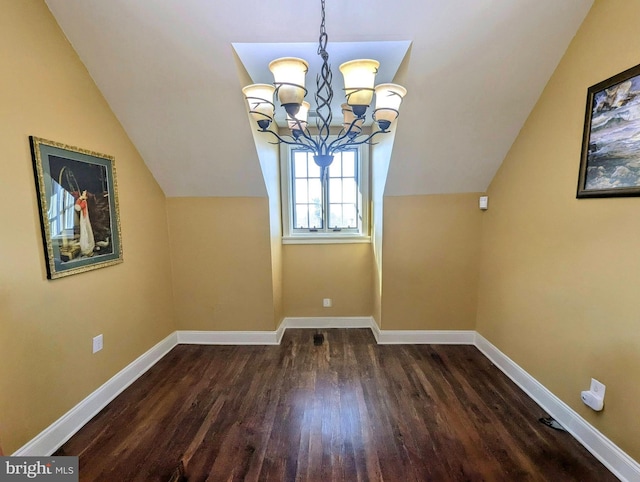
[328,113,364,152]
[326,117,366,152]
[326,130,355,152]
[285,115,321,151]
[329,129,389,152]
[294,126,322,151]
[256,127,319,152]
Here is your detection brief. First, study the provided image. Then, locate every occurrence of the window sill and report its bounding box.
[282,235,371,245]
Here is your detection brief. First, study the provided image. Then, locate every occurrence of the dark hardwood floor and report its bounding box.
[55,329,615,481]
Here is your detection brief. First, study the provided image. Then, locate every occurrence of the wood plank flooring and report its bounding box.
[55,329,616,481]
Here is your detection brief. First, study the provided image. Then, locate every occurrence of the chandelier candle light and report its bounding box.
[242,0,407,178]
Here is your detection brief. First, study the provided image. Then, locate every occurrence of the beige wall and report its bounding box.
[371,125,396,328]
[381,194,483,330]
[0,0,175,454]
[261,149,283,327]
[477,0,640,460]
[167,197,277,331]
[282,244,373,317]
[267,188,284,327]
[235,52,284,328]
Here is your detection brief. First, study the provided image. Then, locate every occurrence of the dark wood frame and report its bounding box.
[577,63,640,198]
[30,137,123,279]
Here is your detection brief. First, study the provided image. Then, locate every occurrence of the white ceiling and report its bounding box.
[44,0,593,197]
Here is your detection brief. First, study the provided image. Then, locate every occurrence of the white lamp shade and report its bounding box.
[374,83,407,123]
[242,84,275,122]
[339,59,380,107]
[269,57,309,106]
[288,101,310,130]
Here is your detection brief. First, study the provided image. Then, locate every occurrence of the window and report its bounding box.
[48,179,76,240]
[281,142,369,242]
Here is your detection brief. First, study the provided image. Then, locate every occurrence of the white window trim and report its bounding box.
[280,141,370,244]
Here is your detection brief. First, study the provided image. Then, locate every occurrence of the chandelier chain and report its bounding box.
[315,0,332,157]
[318,0,327,58]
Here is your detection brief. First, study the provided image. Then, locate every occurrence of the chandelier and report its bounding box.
[242,0,407,178]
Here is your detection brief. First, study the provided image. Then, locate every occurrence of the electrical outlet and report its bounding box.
[590,378,606,398]
[93,334,103,354]
[323,298,332,308]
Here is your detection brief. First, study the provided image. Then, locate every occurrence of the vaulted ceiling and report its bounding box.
[44,0,593,197]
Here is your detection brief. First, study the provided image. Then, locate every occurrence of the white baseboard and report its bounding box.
[376,329,476,345]
[280,318,475,345]
[177,330,280,345]
[475,333,640,482]
[280,316,375,330]
[14,331,178,456]
[174,317,376,345]
[14,323,639,482]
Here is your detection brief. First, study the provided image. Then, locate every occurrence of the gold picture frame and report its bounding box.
[30,137,123,279]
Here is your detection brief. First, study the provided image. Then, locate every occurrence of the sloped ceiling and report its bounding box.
[44,0,593,197]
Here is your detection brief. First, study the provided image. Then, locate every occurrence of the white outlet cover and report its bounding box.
[93,334,103,354]
[323,298,332,308]
[590,378,606,398]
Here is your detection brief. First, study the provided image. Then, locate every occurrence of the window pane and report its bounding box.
[343,178,357,204]
[342,151,355,177]
[308,158,321,178]
[309,203,323,229]
[295,179,308,204]
[294,152,308,178]
[308,178,322,204]
[329,204,343,228]
[343,204,357,228]
[295,204,309,229]
[329,178,342,203]
[329,156,342,177]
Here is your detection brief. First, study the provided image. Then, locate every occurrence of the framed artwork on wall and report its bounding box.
[577,63,640,198]
[30,137,123,279]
